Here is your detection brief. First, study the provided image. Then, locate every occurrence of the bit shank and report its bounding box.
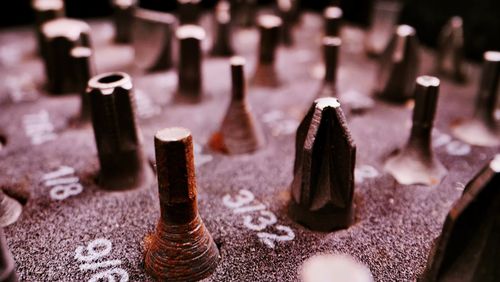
[176,25,206,101]
[210,1,234,57]
[177,0,201,24]
[112,0,136,44]
[32,0,65,57]
[318,37,341,98]
[435,16,467,82]
[324,6,343,37]
[0,229,17,282]
[70,47,94,123]
[252,15,283,88]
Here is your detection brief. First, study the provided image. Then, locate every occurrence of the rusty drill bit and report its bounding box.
[317,36,341,98]
[384,76,447,185]
[41,18,91,94]
[87,72,152,190]
[452,51,500,147]
[210,1,234,57]
[176,25,206,101]
[421,154,500,282]
[133,9,175,72]
[209,56,266,154]
[324,6,343,37]
[32,0,64,57]
[0,190,22,228]
[70,47,95,123]
[252,14,283,88]
[288,97,356,231]
[177,0,201,25]
[0,229,17,282]
[145,127,220,281]
[435,16,467,83]
[112,0,136,44]
[375,24,420,103]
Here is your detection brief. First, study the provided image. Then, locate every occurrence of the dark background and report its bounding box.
[0,0,498,60]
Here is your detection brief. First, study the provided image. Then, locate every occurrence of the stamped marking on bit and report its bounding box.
[42,166,83,200]
[74,238,129,282]
[223,189,295,248]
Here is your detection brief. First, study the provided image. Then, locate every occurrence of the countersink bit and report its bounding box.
[70,47,95,123]
[32,0,64,57]
[87,72,152,190]
[277,0,298,46]
[252,14,283,88]
[317,37,341,98]
[288,97,356,232]
[209,57,265,154]
[384,76,447,185]
[0,229,17,282]
[144,127,220,281]
[451,51,500,147]
[177,0,201,25]
[435,16,467,83]
[0,190,22,228]
[176,25,206,101]
[41,18,91,94]
[210,1,234,57]
[375,24,420,103]
[133,9,175,72]
[324,6,343,37]
[421,154,500,282]
[112,0,136,44]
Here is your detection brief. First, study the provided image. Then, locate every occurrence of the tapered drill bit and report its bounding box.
[176,25,206,101]
[210,57,265,154]
[87,72,152,190]
[317,36,341,98]
[32,0,64,57]
[421,154,500,282]
[435,16,467,82]
[177,0,201,24]
[375,24,420,103]
[0,229,17,282]
[210,1,235,57]
[252,14,283,88]
[384,76,447,185]
[452,51,500,147]
[288,97,356,231]
[324,6,343,37]
[70,46,94,123]
[112,0,136,44]
[145,127,219,281]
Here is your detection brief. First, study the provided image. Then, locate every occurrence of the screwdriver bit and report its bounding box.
[112,0,136,44]
[252,15,283,88]
[133,9,175,72]
[177,0,201,25]
[41,18,91,94]
[324,6,343,37]
[375,25,420,103]
[435,16,467,83]
[209,57,265,154]
[384,76,447,185]
[210,1,234,57]
[277,0,298,46]
[87,72,152,190]
[32,0,64,57]
[288,97,356,231]
[421,154,500,282]
[0,229,17,282]
[176,25,206,101]
[70,47,95,123]
[145,127,219,281]
[317,36,341,98]
[452,51,500,147]
[0,190,22,228]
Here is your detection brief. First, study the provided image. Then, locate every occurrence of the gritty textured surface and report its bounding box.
[0,12,498,282]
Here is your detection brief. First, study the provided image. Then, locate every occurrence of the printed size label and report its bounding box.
[22,110,57,145]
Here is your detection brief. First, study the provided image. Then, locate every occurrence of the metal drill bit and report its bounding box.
[324,6,343,37]
[210,57,265,154]
[375,24,420,103]
[288,97,356,231]
[435,16,467,83]
[452,51,500,147]
[177,0,201,25]
[132,9,175,72]
[145,127,219,281]
[0,190,22,228]
[421,154,500,282]
[70,47,94,123]
[87,72,152,190]
[176,25,206,101]
[252,14,282,88]
[277,0,297,46]
[317,36,341,98]
[32,0,64,57]
[234,0,257,28]
[41,18,91,94]
[0,229,17,282]
[210,1,234,57]
[384,76,447,185]
[112,0,136,44]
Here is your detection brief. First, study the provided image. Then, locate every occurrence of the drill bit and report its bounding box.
[277,0,298,46]
[0,229,17,282]
[70,46,94,123]
[435,16,467,83]
[177,0,201,25]
[112,0,136,44]
[32,0,64,57]
[288,97,356,231]
[317,36,341,98]
[252,14,283,88]
[176,25,206,101]
[210,1,234,57]
[145,127,219,281]
[384,76,447,185]
[324,6,343,37]
[0,190,22,228]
